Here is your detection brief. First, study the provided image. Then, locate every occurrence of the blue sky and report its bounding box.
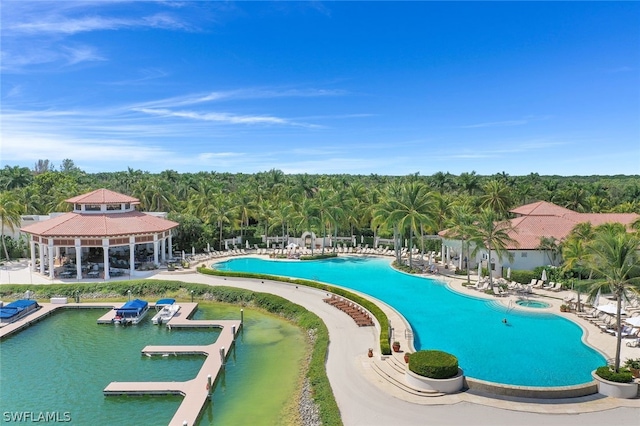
[1,1,639,176]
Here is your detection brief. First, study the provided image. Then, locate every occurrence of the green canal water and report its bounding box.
[0,303,306,425]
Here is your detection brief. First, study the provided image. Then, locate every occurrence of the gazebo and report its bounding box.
[20,189,179,280]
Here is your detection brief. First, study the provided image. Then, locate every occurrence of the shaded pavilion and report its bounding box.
[20,189,178,280]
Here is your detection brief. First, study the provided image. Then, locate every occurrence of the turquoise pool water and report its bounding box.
[215,256,606,387]
[516,300,551,309]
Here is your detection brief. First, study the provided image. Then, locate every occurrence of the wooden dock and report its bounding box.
[0,302,116,340]
[103,302,242,426]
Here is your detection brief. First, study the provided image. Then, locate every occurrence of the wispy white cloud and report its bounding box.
[131,87,347,109]
[133,107,316,127]
[105,68,170,86]
[6,13,193,35]
[61,44,106,65]
[1,2,196,72]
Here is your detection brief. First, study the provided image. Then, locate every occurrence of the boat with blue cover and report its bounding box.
[151,298,180,325]
[0,300,40,324]
[112,299,149,325]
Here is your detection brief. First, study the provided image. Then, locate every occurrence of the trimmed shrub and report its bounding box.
[595,366,633,383]
[300,253,338,261]
[509,269,536,285]
[408,350,458,379]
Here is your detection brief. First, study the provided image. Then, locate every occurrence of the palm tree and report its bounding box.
[443,203,476,284]
[586,227,640,372]
[469,208,517,288]
[387,182,436,269]
[537,236,561,266]
[292,196,319,254]
[0,165,33,190]
[0,191,24,261]
[479,179,512,217]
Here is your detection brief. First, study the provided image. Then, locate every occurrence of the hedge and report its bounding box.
[408,350,458,379]
[0,281,342,426]
[507,269,537,285]
[300,253,338,261]
[199,266,393,355]
[595,366,633,383]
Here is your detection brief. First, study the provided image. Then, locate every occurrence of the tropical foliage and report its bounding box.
[1,162,639,263]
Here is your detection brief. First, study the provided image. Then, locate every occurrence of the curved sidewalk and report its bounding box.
[163,270,640,426]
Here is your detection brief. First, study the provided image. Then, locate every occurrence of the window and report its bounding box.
[521,252,528,258]
[106,204,121,211]
[85,204,101,211]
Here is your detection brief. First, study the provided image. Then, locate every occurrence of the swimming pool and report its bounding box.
[215,256,605,387]
[516,300,551,309]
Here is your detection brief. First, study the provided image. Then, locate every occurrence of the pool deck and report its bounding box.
[2,255,640,425]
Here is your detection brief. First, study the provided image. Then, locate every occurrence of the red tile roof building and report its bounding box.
[21,189,179,280]
[440,201,639,274]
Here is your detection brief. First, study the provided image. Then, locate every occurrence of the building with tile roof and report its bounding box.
[440,201,639,277]
[20,189,178,280]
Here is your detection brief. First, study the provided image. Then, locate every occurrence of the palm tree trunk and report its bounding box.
[1,223,9,261]
[615,293,623,372]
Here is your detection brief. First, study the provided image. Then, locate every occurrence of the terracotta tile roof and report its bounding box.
[510,201,574,217]
[504,216,580,249]
[21,211,178,238]
[443,201,639,250]
[65,189,139,204]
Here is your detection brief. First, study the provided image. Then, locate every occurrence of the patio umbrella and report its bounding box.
[477,263,482,284]
[541,269,547,282]
[624,317,640,327]
[181,250,185,260]
[596,303,625,315]
[506,267,511,280]
[246,240,250,249]
[593,288,601,307]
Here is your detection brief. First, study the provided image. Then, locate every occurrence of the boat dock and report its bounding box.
[103,302,242,426]
[0,302,117,340]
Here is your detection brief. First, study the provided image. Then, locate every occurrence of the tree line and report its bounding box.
[1,160,639,257]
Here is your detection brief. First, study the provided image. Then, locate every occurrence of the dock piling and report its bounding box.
[240,308,243,325]
[232,325,236,340]
[207,374,212,395]
[220,346,225,366]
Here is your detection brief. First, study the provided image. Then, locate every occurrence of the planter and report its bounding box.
[630,367,640,379]
[392,342,401,353]
[404,353,410,363]
[405,368,464,394]
[367,348,373,358]
[592,370,639,399]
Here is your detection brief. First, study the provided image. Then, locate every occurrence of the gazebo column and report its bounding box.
[48,243,55,280]
[75,240,82,279]
[441,241,446,266]
[446,246,450,267]
[168,233,173,259]
[103,239,110,280]
[30,240,36,272]
[161,238,166,262]
[153,238,159,266]
[129,240,135,277]
[39,243,45,274]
